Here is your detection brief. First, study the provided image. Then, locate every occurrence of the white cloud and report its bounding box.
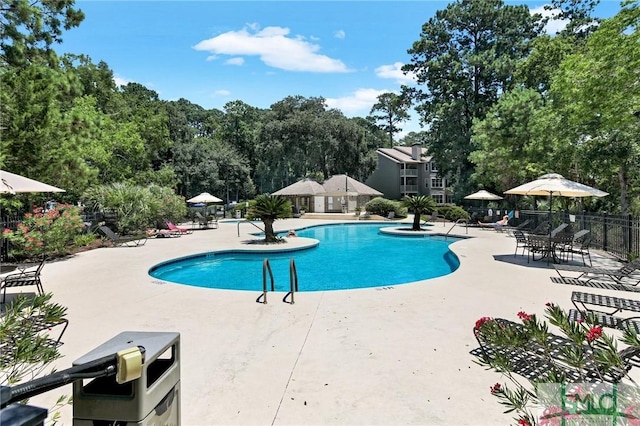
[375,62,416,85]
[334,29,346,39]
[530,5,569,35]
[225,57,245,66]
[113,74,131,87]
[325,88,391,116]
[193,24,351,73]
[213,89,231,96]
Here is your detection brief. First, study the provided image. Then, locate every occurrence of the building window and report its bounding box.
[430,162,438,172]
[431,178,443,188]
[432,194,444,204]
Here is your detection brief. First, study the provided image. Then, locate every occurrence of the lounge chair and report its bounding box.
[553,257,640,285]
[551,276,640,293]
[569,291,640,333]
[166,221,193,235]
[527,220,550,236]
[97,225,147,247]
[550,223,569,237]
[473,317,639,383]
[0,258,46,304]
[385,211,395,221]
[503,219,532,235]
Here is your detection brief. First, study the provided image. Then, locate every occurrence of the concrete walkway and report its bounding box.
[16,218,630,424]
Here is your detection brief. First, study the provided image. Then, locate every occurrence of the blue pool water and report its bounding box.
[149,223,460,292]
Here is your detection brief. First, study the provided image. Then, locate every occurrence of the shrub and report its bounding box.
[364,197,397,216]
[3,204,85,260]
[82,183,186,233]
[474,303,640,425]
[437,205,469,221]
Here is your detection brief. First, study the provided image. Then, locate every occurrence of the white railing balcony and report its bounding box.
[400,185,418,193]
[400,169,418,177]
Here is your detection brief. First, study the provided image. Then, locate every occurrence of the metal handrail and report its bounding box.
[256,259,275,304]
[446,219,469,238]
[237,219,265,237]
[283,259,299,304]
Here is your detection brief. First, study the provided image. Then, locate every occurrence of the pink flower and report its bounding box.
[475,317,492,329]
[586,326,603,342]
[576,318,584,324]
[545,302,554,307]
[490,383,501,394]
[3,228,11,235]
[517,418,531,426]
[517,311,532,322]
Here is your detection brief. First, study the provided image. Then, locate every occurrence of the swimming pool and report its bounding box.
[149,223,460,292]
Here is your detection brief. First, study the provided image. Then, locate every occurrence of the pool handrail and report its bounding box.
[445,218,469,238]
[283,259,298,304]
[256,259,275,304]
[237,219,265,237]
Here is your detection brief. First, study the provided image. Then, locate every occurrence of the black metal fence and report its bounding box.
[470,208,640,261]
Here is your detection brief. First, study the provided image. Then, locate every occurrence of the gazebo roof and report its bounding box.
[272,179,326,196]
[272,175,382,197]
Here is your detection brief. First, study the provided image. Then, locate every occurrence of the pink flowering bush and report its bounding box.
[474,303,640,425]
[3,204,86,260]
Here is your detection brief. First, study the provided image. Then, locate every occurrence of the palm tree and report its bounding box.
[402,195,436,231]
[249,194,291,242]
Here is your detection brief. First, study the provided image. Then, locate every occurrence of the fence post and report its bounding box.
[627,214,633,261]
[603,212,608,254]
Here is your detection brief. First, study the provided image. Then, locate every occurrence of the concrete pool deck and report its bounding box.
[19,217,633,424]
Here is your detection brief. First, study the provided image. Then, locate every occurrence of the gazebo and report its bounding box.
[273,175,382,213]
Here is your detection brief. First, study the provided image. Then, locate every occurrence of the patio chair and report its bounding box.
[385,211,395,221]
[0,258,46,303]
[553,257,640,285]
[166,220,193,235]
[97,225,147,247]
[512,230,531,257]
[565,235,593,267]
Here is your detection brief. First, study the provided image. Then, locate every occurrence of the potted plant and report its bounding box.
[300,205,307,215]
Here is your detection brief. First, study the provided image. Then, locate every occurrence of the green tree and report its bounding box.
[549,1,640,214]
[469,88,548,191]
[0,0,84,67]
[402,195,436,231]
[368,92,411,147]
[403,0,540,198]
[248,194,291,243]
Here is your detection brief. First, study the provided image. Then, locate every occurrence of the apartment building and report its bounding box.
[365,143,451,204]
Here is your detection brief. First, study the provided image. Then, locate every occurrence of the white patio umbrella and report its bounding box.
[186,192,223,204]
[0,169,65,194]
[504,173,608,228]
[464,190,503,201]
[504,173,608,198]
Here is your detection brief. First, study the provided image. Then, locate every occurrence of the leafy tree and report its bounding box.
[403,0,540,198]
[248,194,291,243]
[368,92,411,147]
[0,0,84,67]
[545,0,601,38]
[402,195,436,230]
[469,88,548,191]
[549,1,640,214]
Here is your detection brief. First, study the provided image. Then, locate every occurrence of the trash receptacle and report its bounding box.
[73,331,180,426]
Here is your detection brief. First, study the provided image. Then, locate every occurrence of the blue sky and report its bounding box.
[56,1,624,137]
